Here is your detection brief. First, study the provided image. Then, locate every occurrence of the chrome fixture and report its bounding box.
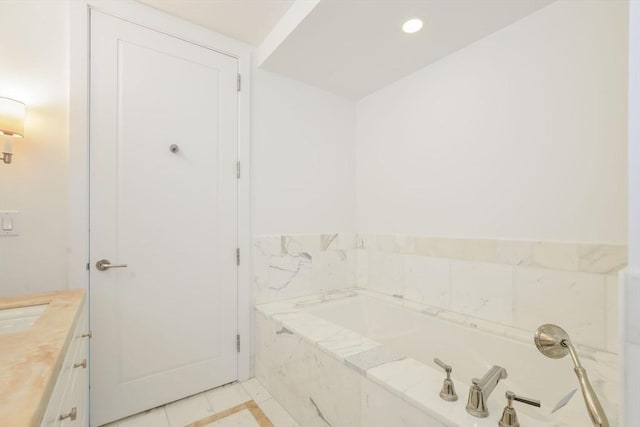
[466,365,508,417]
[534,324,609,427]
[59,407,77,421]
[498,391,541,427]
[433,358,458,401]
[73,359,87,369]
[96,259,128,271]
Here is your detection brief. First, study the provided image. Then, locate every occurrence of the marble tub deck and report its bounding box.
[255,289,618,427]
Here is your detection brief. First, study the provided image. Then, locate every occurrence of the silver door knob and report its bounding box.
[96,259,128,271]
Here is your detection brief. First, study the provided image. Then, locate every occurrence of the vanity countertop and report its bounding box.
[0,289,86,427]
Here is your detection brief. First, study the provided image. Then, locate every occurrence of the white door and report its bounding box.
[89,11,239,426]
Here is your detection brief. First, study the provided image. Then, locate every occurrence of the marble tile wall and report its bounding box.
[621,269,640,426]
[361,378,445,427]
[254,310,363,427]
[252,233,624,352]
[357,234,626,353]
[253,233,357,305]
[358,234,627,273]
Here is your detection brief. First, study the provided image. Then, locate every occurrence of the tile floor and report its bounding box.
[102,378,299,427]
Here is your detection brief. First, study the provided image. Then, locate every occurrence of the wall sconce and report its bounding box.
[0,97,26,165]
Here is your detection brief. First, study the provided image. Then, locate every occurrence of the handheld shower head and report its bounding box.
[533,324,609,427]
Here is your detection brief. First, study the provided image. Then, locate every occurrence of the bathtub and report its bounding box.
[254,289,618,427]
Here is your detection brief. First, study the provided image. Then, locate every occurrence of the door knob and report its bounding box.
[96,259,128,271]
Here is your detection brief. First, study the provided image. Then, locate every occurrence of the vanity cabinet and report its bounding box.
[40,300,89,427]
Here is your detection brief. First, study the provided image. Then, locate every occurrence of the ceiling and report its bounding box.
[136,0,294,45]
[136,0,556,99]
[259,0,556,99]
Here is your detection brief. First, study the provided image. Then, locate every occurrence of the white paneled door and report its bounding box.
[89,11,238,426]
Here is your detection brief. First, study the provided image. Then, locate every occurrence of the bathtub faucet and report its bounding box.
[466,365,508,418]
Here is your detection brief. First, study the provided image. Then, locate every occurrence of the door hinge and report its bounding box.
[236,161,241,179]
[86,262,90,271]
[236,334,241,352]
[236,248,240,265]
[237,74,241,92]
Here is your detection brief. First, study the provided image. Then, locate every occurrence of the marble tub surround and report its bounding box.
[255,289,616,426]
[358,234,627,274]
[253,233,357,304]
[0,289,86,427]
[357,234,625,353]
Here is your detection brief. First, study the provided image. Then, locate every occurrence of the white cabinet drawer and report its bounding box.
[40,300,89,427]
[58,353,88,427]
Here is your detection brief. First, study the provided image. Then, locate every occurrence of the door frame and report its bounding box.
[69,0,252,387]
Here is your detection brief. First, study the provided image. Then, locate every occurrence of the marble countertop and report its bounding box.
[0,289,86,427]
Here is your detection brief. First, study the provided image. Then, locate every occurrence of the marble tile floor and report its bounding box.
[102,378,299,427]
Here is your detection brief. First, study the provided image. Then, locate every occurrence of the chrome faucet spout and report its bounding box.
[466,365,508,418]
[476,365,508,397]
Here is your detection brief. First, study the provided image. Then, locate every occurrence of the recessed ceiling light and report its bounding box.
[402,18,423,34]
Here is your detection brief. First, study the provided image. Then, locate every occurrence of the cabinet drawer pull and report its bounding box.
[59,407,77,421]
[73,359,87,369]
[81,331,92,338]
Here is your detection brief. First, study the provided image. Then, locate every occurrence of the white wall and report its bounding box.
[252,68,356,235]
[630,1,640,269]
[0,0,70,297]
[356,0,628,244]
[623,1,640,425]
[0,0,357,299]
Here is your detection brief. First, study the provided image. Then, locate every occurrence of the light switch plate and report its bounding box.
[0,211,19,236]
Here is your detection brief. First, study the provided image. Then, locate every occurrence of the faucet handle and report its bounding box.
[434,358,452,375]
[433,358,457,401]
[499,391,541,427]
[509,391,541,408]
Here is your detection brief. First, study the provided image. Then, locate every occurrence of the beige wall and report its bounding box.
[0,0,70,296]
